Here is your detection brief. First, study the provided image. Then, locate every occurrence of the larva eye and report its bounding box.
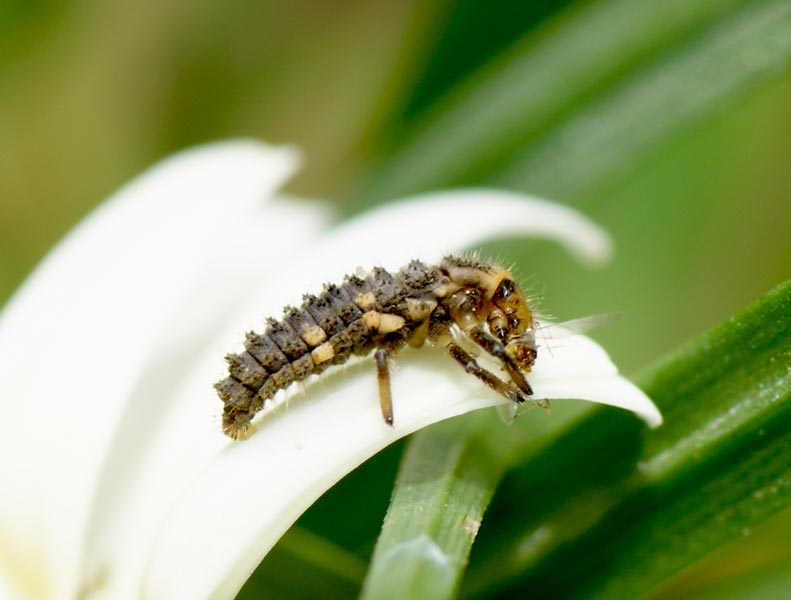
[492,278,516,301]
[491,278,532,336]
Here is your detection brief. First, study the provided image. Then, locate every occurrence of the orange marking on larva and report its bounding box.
[407,297,436,321]
[378,313,406,334]
[311,341,336,364]
[301,325,327,346]
[444,264,503,298]
[355,291,376,310]
[363,310,381,330]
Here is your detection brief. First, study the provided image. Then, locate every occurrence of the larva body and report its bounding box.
[215,256,539,440]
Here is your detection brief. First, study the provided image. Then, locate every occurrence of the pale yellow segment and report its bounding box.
[457,312,478,333]
[355,291,377,310]
[363,310,381,330]
[301,324,327,346]
[431,281,461,299]
[445,264,508,298]
[311,341,336,364]
[363,310,405,333]
[378,313,406,334]
[406,297,436,321]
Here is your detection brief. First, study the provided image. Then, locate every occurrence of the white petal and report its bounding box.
[143,333,659,599]
[209,189,613,330]
[534,376,662,428]
[134,192,626,599]
[79,194,332,598]
[0,131,639,600]
[530,332,662,428]
[144,350,506,599]
[325,188,612,269]
[0,140,306,598]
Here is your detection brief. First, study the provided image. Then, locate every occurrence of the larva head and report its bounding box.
[488,276,538,371]
[438,256,538,371]
[489,276,532,336]
[439,256,534,335]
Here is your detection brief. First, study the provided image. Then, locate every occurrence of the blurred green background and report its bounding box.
[2,0,790,598]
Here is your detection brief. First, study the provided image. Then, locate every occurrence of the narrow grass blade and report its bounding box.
[360,418,503,600]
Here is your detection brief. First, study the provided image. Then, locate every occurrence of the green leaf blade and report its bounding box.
[354,0,791,208]
[360,419,503,600]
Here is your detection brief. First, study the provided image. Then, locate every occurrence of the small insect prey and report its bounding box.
[215,256,539,440]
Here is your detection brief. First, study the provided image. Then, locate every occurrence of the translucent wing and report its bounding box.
[534,312,621,339]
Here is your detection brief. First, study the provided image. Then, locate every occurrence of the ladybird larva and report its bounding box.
[215,256,539,440]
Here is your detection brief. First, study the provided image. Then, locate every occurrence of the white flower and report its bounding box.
[0,140,660,600]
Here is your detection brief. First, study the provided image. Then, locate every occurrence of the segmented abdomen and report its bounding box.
[215,266,419,435]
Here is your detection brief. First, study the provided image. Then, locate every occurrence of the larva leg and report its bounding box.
[446,343,530,404]
[466,326,533,395]
[375,348,394,425]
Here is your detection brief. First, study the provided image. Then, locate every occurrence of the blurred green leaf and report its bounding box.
[496,0,791,199]
[658,558,791,600]
[354,0,790,208]
[399,0,576,118]
[653,509,791,599]
[0,0,57,66]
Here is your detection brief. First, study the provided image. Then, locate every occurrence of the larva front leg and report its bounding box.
[445,342,531,405]
[465,326,533,395]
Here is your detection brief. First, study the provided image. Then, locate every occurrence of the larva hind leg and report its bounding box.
[375,348,394,425]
